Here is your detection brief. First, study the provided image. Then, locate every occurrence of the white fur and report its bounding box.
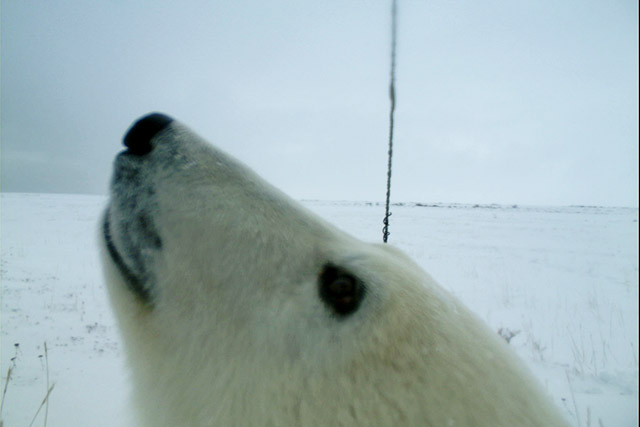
[101,119,568,426]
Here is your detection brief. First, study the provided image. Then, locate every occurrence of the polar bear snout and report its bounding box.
[103,113,177,306]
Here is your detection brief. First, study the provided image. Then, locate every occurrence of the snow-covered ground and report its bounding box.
[1,193,637,426]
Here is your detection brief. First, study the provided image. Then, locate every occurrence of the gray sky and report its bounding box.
[2,0,638,207]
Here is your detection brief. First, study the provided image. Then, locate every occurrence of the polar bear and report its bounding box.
[100,113,568,426]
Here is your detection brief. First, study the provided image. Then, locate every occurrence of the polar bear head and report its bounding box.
[101,113,567,426]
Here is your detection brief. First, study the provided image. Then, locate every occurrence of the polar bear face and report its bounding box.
[101,114,567,426]
[102,114,421,362]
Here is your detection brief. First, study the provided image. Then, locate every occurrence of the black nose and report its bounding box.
[123,113,174,156]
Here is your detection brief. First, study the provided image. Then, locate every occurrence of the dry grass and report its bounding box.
[1,343,56,427]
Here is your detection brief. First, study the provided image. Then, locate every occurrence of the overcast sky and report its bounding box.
[2,0,638,207]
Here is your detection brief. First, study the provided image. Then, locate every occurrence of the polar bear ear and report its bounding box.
[318,264,366,318]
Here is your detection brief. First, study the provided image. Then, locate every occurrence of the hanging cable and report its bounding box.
[382,0,398,243]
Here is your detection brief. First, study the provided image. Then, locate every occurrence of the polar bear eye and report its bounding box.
[319,264,366,318]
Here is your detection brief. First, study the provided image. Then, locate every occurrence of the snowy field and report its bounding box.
[1,192,637,426]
